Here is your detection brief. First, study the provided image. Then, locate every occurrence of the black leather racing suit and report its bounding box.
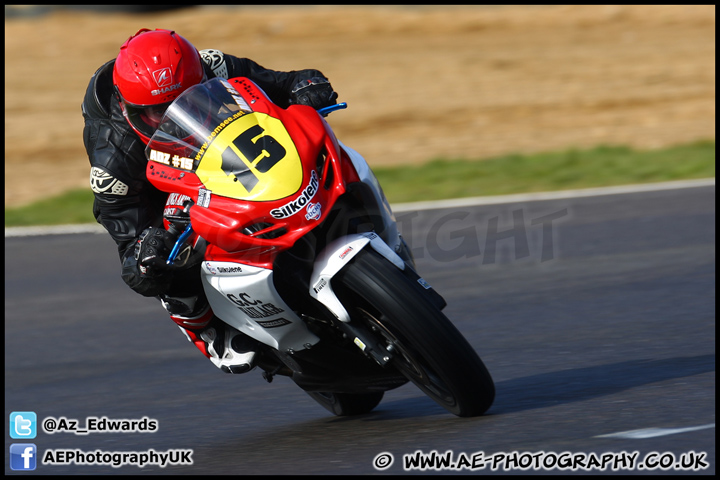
[81,49,333,298]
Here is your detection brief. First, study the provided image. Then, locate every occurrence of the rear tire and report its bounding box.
[306,391,384,416]
[334,248,495,417]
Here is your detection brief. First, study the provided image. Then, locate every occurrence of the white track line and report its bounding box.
[594,423,715,439]
[391,177,715,212]
[5,223,107,237]
[5,178,715,237]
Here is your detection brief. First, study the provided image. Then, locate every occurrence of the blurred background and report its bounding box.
[4,5,715,208]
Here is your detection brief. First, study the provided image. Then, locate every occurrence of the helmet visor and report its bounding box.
[123,101,173,138]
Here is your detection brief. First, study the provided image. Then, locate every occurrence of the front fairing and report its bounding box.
[144,77,346,259]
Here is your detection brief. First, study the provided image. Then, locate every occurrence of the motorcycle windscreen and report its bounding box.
[145,77,304,202]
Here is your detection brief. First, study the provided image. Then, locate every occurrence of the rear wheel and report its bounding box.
[334,249,495,417]
[306,391,384,416]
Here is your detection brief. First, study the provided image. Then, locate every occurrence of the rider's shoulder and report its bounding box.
[199,48,231,79]
[83,59,116,118]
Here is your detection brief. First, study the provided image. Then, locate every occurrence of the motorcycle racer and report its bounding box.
[81,28,338,373]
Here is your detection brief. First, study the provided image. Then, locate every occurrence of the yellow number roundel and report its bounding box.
[195,112,302,201]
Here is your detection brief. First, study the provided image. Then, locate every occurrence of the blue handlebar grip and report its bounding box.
[317,102,348,117]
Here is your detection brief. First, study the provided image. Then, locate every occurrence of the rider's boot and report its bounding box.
[160,294,257,374]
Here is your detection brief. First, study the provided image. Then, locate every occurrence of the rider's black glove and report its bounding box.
[289,77,338,110]
[134,226,178,277]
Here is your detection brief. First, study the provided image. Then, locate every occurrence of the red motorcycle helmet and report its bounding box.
[113,28,206,144]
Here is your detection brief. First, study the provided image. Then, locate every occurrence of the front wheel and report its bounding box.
[334,249,495,417]
[305,391,384,416]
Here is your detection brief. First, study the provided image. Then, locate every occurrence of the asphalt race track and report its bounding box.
[5,184,715,475]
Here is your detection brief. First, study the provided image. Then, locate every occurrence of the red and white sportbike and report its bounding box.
[145,77,494,417]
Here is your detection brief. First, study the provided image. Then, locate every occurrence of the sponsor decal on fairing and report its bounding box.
[197,188,211,207]
[270,170,319,219]
[305,202,322,221]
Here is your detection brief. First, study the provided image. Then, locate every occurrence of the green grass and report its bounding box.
[375,140,715,204]
[5,188,98,227]
[4,140,715,227]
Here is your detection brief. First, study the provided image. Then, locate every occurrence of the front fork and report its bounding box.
[307,232,442,367]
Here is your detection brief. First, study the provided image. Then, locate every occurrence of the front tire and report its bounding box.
[306,391,384,416]
[334,249,495,417]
